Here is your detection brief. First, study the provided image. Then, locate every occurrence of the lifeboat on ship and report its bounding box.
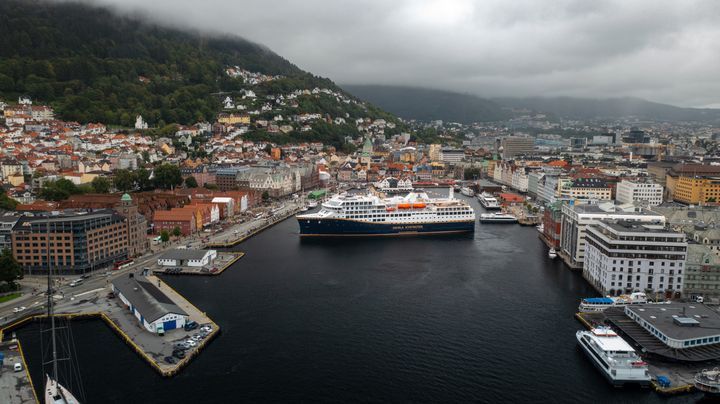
[397,203,411,209]
[412,203,426,209]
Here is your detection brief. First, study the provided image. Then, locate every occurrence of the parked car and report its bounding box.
[185,339,197,348]
[184,321,198,331]
[200,325,212,333]
[164,356,177,364]
[191,334,202,341]
[173,350,186,359]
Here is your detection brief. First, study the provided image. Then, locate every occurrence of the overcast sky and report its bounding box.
[88,0,720,108]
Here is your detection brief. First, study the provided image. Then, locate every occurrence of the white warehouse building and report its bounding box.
[616,180,664,207]
[583,220,687,297]
[112,275,189,334]
[158,249,218,267]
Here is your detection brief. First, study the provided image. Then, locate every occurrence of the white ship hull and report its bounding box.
[45,377,81,404]
[576,330,650,386]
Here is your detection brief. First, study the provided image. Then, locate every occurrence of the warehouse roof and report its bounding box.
[112,275,187,323]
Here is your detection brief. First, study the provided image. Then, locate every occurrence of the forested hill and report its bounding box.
[0,0,344,126]
[342,85,512,123]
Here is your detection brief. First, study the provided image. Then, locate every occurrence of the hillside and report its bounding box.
[494,96,720,122]
[342,85,511,123]
[0,0,393,128]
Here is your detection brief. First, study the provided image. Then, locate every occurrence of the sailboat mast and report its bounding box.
[47,216,59,391]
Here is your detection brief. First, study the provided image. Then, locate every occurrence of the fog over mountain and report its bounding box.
[77,0,720,108]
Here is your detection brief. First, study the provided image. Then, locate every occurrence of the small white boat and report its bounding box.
[578,292,649,313]
[576,326,650,386]
[460,187,475,197]
[479,213,517,224]
[548,248,557,259]
[307,200,318,208]
[46,376,81,404]
[536,223,544,233]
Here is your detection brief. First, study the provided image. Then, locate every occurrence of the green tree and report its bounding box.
[113,169,135,192]
[91,176,111,193]
[184,176,198,188]
[0,249,23,288]
[171,226,182,238]
[136,168,153,191]
[262,191,270,201]
[153,164,182,190]
[39,178,82,201]
[160,230,170,243]
[0,190,18,210]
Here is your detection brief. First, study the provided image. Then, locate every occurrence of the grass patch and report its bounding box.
[0,292,21,303]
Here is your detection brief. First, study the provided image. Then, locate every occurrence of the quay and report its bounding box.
[206,205,302,248]
[575,311,697,395]
[0,339,37,404]
[0,274,220,379]
[153,251,245,276]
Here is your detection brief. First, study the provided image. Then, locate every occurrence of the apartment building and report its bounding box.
[616,180,664,206]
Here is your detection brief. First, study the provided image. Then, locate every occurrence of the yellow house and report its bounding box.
[218,113,251,125]
[673,176,720,204]
[6,173,24,186]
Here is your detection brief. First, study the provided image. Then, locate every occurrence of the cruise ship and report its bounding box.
[576,327,651,386]
[477,192,501,210]
[296,191,475,236]
[578,292,648,313]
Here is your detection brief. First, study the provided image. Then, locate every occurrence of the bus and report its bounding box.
[113,259,134,271]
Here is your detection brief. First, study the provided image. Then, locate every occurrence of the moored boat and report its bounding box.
[576,326,651,386]
[548,248,557,259]
[296,191,475,236]
[695,368,720,396]
[460,187,475,197]
[477,192,501,210]
[478,213,517,224]
[578,292,648,313]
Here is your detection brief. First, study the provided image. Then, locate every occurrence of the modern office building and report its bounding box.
[500,136,534,159]
[583,220,687,297]
[616,180,664,206]
[559,202,665,269]
[11,210,129,274]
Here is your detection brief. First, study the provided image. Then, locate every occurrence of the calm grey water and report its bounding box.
[17,196,698,403]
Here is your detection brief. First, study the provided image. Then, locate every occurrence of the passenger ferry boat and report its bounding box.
[460,187,475,197]
[477,192,501,210]
[576,327,650,386]
[296,191,475,236]
[478,213,517,224]
[695,368,720,396]
[578,292,648,313]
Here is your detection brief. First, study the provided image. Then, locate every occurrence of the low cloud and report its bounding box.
[82,0,720,107]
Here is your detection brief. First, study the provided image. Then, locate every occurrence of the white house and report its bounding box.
[112,275,189,334]
[157,249,217,267]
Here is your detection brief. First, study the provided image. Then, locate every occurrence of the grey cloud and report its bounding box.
[77,0,720,107]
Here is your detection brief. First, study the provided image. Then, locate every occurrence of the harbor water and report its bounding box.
[17,195,698,403]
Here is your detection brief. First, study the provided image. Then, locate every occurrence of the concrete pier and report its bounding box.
[0,273,220,378]
[0,339,38,404]
[153,252,244,276]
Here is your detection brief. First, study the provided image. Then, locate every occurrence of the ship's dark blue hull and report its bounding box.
[297,217,475,236]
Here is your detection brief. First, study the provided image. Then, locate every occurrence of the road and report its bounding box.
[0,198,306,324]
